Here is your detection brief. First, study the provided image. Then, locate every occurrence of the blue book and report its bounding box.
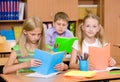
[30,49,65,75]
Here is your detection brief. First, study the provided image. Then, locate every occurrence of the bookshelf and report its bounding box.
[0,0,104,37]
[0,0,26,30]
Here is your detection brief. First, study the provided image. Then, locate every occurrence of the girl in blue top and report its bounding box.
[3,16,68,74]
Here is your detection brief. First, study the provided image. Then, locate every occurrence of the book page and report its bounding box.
[25,72,59,78]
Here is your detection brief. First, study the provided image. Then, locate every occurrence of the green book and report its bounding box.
[54,37,78,53]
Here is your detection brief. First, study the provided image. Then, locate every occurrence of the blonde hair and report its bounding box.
[54,12,69,22]
[17,16,46,56]
[77,14,105,54]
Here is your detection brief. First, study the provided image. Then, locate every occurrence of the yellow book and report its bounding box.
[64,70,96,77]
[13,26,22,40]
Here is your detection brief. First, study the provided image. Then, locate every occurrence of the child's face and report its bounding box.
[82,18,100,38]
[23,28,42,44]
[53,19,68,35]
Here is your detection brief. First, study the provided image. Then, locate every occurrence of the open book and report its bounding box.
[25,72,59,78]
[54,37,78,53]
[89,43,110,70]
[30,49,65,75]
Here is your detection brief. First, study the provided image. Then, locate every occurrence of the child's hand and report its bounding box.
[27,59,41,67]
[54,63,66,71]
[89,64,95,71]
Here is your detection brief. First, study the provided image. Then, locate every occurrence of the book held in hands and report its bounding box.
[54,37,78,53]
[30,49,65,75]
[89,43,110,70]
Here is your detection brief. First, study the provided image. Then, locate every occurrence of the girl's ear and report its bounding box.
[79,23,84,30]
[23,29,27,35]
[81,25,84,31]
[97,24,101,32]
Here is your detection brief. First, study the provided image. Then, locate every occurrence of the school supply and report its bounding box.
[89,43,110,70]
[77,53,89,60]
[54,37,78,53]
[64,70,96,78]
[79,60,88,71]
[30,49,65,75]
[77,53,89,71]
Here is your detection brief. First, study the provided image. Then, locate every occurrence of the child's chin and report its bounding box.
[58,32,64,35]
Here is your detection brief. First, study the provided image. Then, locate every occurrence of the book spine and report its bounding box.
[7,0,11,20]
[1,0,4,20]
[0,0,1,20]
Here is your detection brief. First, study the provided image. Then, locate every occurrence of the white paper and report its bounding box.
[25,72,59,78]
[93,66,120,72]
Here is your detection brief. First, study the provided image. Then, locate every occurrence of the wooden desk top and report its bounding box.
[1,71,120,82]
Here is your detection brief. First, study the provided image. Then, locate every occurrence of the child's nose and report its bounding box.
[34,35,39,40]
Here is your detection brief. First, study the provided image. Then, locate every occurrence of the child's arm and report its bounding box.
[3,51,41,74]
[54,62,68,71]
[69,48,79,69]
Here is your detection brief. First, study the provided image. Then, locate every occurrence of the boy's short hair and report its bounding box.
[54,12,69,22]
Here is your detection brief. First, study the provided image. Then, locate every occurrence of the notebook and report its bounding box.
[89,43,110,70]
[30,49,65,75]
[54,37,78,53]
[64,70,96,77]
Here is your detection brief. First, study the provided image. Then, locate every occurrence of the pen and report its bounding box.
[84,53,89,60]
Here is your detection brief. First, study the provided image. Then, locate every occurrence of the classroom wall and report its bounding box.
[104,0,120,65]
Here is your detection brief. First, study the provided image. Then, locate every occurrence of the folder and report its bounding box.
[54,37,78,53]
[64,70,96,77]
[30,49,65,75]
[89,43,110,70]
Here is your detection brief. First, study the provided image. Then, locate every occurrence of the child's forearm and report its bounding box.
[69,63,79,69]
[3,62,30,74]
[64,64,69,70]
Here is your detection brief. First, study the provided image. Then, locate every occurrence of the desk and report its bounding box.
[1,71,120,82]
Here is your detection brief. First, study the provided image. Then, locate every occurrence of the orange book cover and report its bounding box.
[88,43,110,70]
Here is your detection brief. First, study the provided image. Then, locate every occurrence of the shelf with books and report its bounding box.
[0,20,24,23]
[0,0,26,21]
[0,0,26,30]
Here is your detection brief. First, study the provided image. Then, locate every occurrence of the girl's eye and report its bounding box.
[86,25,90,27]
[38,34,42,36]
[31,34,35,36]
[93,26,97,28]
